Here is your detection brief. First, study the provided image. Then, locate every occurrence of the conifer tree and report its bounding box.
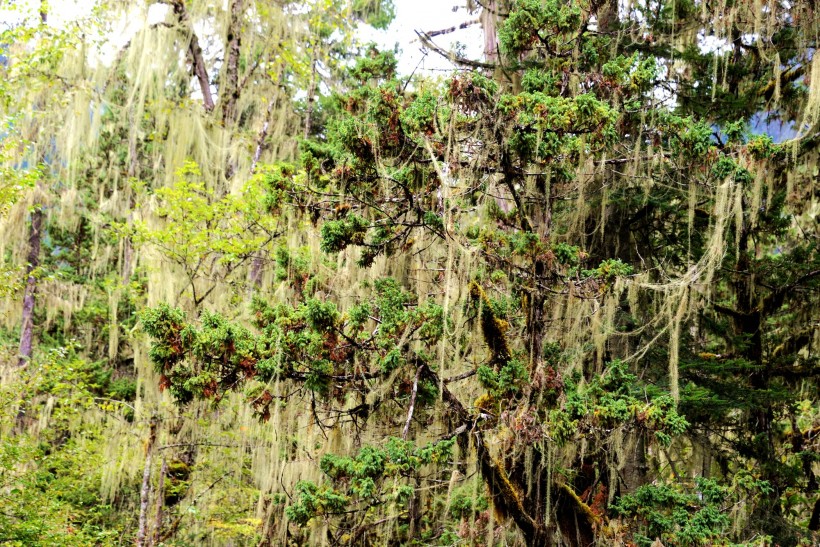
[142,0,819,543]
[0,0,818,545]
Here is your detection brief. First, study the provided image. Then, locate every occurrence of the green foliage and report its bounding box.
[400,89,438,136]
[142,277,445,419]
[304,298,339,331]
[496,91,617,162]
[448,485,488,519]
[552,361,688,446]
[285,481,350,526]
[141,304,257,403]
[669,119,714,159]
[4,0,819,544]
[123,161,283,306]
[476,358,529,398]
[320,213,369,253]
[287,437,455,527]
[348,46,397,83]
[351,0,395,29]
[613,476,773,546]
[499,0,582,56]
[0,351,131,545]
[582,258,633,287]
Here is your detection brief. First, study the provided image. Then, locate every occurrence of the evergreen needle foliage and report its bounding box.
[0,0,818,545]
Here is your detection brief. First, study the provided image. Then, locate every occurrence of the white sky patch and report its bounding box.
[358,1,483,76]
[46,0,94,26]
[651,62,677,108]
[5,0,484,77]
[1,0,95,28]
[698,33,732,55]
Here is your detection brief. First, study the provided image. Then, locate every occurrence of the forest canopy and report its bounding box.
[0,0,818,545]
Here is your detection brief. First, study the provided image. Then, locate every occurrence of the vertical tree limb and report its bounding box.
[171,1,215,112]
[137,415,159,547]
[151,457,168,546]
[189,34,215,112]
[221,0,244,126]
[19,2,48,368]
[419,363,545,543]
[402,365,423,439]
[248,98,276,288]
[18,204,43,367]
[250,100,274,176]
[479,0,499,62]
[809,497,820,531]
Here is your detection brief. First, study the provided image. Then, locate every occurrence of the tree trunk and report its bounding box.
[221,0,244,127]
[171,0,215,112]
[137,416,159,547]
[809,497,820,531]
[479,0,499,62]
[619,429,649,495]
[18,205,43,367]
[151,457,168,546]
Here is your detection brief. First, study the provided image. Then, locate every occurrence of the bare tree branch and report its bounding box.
[171,0,215,112]
[402,365,423,439]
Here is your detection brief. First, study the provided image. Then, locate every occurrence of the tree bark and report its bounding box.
[809,497,820,531]
[402,365,422,439]
[250,100,274,176]
[479,0,499,62]
[137,415,159,547]
[421,364,547,543]
[171,1,215,112]
[189,34,215,112]
[18,205,43,367]
[221,0,244,126]
[151,457,168,546]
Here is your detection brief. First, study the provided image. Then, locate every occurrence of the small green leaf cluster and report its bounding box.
[477,358,529,398]
[140,303,187,369]
[285,481,350,526]
[348,45,397,83]
[599,54,658,98]
[76,360,137,405]
[141,277,446,417]
[258,162,297,212]
[400,89,438,137]
[274,245,311,285]
[447,72,498,105]
[613,476,771,546]
[582,258,633,284]
[320,213,369,253]
[286,437,455,526]
[448,484,489,519]
[141,304,257,404]
[711,156,753,185]
[521,69,561,95]
[665,117,714,159]
[746,135,783,160]
[351,0,395,30]
[550,361,688,446]
[552,242,583,265]
[499,0,582,56]
[496,92,618,163]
